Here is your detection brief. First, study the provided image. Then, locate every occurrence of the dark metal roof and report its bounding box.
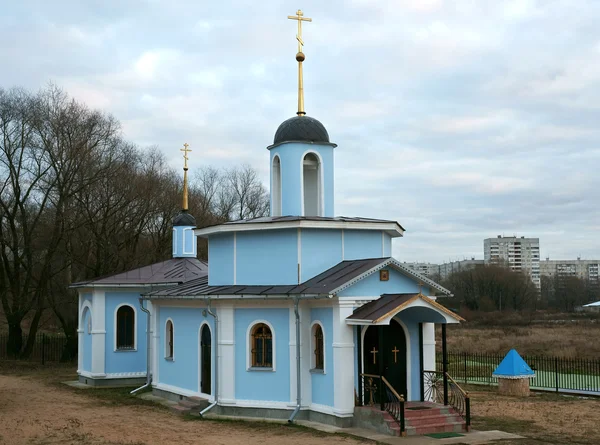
[272,115,331,147]
[173,211,196,227]
[347,294,417,322]
[144,257,389,298]
[71,258,208,288]
[347,293,464,323]
[199,215,405,231]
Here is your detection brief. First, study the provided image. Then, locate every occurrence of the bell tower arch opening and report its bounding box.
[272,154,282,216]
[302,152,322,216]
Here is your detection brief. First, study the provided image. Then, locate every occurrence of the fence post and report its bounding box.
[464,352,468,385]
[465,394,471,432]
[554,357,559,393]
[41,333,46,365]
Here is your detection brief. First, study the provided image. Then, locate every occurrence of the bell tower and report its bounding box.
[172,143,197,258]
[268,10,336,218]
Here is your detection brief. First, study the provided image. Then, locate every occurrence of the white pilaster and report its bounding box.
[289,304,297,405]
[146,300,154,378]
[422,322,436,372]
[153,304,160,384]
[77,292,83,373]
[333,302,355,417]
[91,289,106,376]
[218,305,235,404]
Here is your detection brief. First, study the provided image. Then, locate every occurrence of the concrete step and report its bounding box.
[169,404,192,415]
[405,407,453,418]
[406,414,463,427]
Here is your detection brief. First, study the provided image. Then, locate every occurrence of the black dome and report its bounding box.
[273,116,330,145]
[173,211,196,227]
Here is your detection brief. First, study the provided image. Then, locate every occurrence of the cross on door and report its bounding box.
[392,346,400,364]
[370,346,378,365]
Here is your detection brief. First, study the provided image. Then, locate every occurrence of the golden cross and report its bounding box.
[370,346,378,365]
[392,346,400,364]
[180,143,192,169]
[418,281,424,295]
[288,9,312,53]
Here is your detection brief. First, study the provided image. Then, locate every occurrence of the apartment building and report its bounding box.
[438,258,484,280]
[540,258,600,283]
[484,235,541,289]
[403,262,440,278]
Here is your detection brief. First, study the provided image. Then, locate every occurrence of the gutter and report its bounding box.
[288,296,302,423]
[199,298,218,417]
[131,298,152,394]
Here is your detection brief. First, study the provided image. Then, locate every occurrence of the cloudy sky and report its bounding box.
[2,0,599,263]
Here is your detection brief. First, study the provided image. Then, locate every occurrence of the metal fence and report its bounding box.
[437,352,600,395]
[0,333,70,364]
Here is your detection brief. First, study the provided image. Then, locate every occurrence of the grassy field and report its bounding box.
[442,311,600,359]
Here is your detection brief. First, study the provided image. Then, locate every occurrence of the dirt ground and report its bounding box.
[0,366,362,445]
[469,386,600,445]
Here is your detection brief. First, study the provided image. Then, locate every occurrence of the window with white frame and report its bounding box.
[165,319,174,359]
[116,305,135,350]
[311,322,325,371]
[250,323,273,368]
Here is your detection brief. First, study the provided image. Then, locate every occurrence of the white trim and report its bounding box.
[195,219,404,238]
[114,303,137,352]
[246,319,276,371]
[231,399,293,410]
[80,300,93,324]
[360,319,412,401]
[310,320,326,373]
[165,318,175,360]
[300,149,325,217]
[233,232,237,285]
[198,321,213,395]
[297,228,302,283]
[310,403,335,415]
[182,227,196,255]
[78,370,107,378]
[172,227,177,256]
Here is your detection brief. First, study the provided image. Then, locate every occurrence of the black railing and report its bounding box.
[0,333,72,363]
[359,373,406,436]
[423,370,471,431]
[437,352,600,395]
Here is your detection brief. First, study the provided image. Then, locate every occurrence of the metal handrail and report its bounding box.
[359,373,406,436]
[382,375,404,401]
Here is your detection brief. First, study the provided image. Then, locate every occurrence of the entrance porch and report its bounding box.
[347,292,470,436]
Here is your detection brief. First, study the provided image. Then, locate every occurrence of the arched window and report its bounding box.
[311,322,324,371]
[272,155,282,216]
[251,323,273,368]
[165,319,174,359]
[116,305,135,350]
[302,152,321,216]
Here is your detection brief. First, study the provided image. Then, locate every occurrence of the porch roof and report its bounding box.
[346,293,464,325]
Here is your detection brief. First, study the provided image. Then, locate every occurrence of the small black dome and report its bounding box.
[173,211,196,227]
[273,116,330,145]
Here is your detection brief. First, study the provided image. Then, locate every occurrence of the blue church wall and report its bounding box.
[338,267,431,297]
[104,292,147,375]
[310,307,334,407]
[208,233,235,285]
[383,233,392,257]
[344,230,385,260]
[158,306,214,394]
[236,230,298,285]
[270,142,335,217]
[234,308,290,402]
[301,229,342,282]
[82,307,92,372]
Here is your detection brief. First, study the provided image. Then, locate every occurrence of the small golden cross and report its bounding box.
[418,281,424,295]
[180,143,192,169]
[288,9,312,53]
[392,346,400,363]
[370,346,378,365]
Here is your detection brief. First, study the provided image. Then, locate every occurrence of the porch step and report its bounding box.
[354,404,466,437]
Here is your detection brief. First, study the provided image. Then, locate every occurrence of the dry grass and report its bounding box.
[442,312,600,358]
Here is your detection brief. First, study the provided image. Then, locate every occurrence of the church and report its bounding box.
[72,10,466,436]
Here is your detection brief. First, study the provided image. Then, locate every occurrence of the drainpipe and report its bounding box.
[288,296,302,423]
[199,298,218,417]
[131,298,152,394]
